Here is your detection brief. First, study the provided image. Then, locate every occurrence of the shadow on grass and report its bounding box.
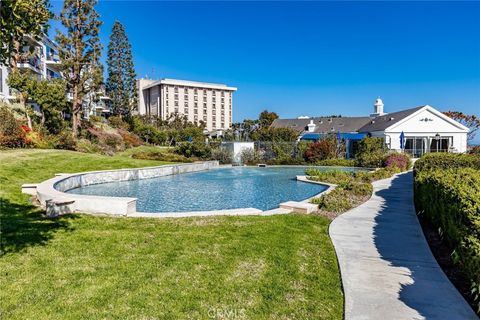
[0,198,76,255]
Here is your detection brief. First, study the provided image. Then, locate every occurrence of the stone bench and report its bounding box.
[45,198,75,217]
[279,201,318,214]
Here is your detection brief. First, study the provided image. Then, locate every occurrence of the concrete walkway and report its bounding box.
[330,172,478,320]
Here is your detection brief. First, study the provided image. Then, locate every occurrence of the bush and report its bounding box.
[315,159,356,167]
[54,129,76,150]
[305,168,354,185]
[415,167,480,312]
[75,139,102,154]
[117,129,143,148]
[131,150,194,163]
[355,137,387,168]
[311,188,353,213]
[414,152,480,172]
[211,148,233,164]
[469,145,480,155]
[175,141,211,158]
[89,115,102,123]
[383,152,411,171]
[240,148,262,165]
[304,137,338,162]
[349,182,373,197]
[86,127,125,154]
[108,115,130,130]
[0,106,26,147]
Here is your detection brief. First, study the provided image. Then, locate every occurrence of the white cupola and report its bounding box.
[307,119,316,132]
[370,97,385,117]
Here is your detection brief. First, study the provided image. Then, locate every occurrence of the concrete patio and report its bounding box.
[330,172,477,320]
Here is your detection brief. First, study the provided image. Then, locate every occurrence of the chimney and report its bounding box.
[307,119,316,133]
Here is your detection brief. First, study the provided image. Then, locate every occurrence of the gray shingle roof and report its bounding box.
[271,116,372,134]
[271,106,426,134]
[358,106,425,132]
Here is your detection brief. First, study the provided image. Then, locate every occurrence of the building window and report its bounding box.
[203,103,207,107]
[166,100,169,106]
[194,102,198,107]
[203,109,207,115]
[221,122,225,128]
[184,108,189,114]
[174,101,178,107]
[213,116,216,121]
[194,88,198,94]
[174,94,178,100]
[174,87,178,93]
[194,96,198,101]
[221,104,224,110]
[212,97,216,102]
[184,95,188,100]
[221,91,225,97]
[203,115,207,121]
[166,87,169,92]
[203,96,207,102]
[221,98,225,103]
[174,108,178,113]
[212,103,216,109]
[203,89,207,95]
[184,102,188,107]
[184,87,188,93]
[194,109,198,114]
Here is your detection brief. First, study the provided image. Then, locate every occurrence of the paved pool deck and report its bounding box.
[329,171,477,320]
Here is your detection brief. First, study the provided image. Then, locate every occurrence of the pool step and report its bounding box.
[279,201,318,214]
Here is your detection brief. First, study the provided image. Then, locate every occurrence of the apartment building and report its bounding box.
[137,78,237,131]
[0,35,110,117]
[0,35,63,101]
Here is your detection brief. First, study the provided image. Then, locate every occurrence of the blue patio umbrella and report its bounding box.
[400,131,405,149]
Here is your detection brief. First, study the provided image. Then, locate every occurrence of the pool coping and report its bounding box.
[24,163,337,218]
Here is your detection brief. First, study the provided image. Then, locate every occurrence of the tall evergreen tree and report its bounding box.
[106,21,137,115]
[55,0,103,136]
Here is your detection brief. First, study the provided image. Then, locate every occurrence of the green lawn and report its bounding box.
[0,149,343,319]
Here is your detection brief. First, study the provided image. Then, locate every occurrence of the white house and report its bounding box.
[271,98,469,158]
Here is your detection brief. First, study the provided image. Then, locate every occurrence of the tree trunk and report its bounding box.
[72,86,81,136]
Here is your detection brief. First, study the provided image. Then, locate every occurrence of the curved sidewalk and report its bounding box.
[330,172,477,320]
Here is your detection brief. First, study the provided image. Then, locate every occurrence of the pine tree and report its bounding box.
[55,0,103,136]
[106,20,137,116]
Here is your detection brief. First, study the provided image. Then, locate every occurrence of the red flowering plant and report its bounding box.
[383,152,411,171]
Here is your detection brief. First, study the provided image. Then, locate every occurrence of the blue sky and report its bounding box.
[49,1,479,130]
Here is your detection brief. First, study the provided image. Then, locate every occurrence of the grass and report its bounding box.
[0,149,343,319]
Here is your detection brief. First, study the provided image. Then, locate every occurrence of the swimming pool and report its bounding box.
[66,166,360,213]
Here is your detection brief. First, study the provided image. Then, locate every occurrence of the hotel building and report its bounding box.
[137,78,237,131]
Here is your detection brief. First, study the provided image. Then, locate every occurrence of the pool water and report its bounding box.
[66,167,359,213]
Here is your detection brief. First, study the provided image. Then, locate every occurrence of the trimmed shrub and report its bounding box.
[414,152,480,172]
[311,188,353,213]
[355,137,387,168]
[414,154,480,313]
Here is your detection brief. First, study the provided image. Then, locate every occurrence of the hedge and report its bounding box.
[414,154,480,312]
[414,152,480,172]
